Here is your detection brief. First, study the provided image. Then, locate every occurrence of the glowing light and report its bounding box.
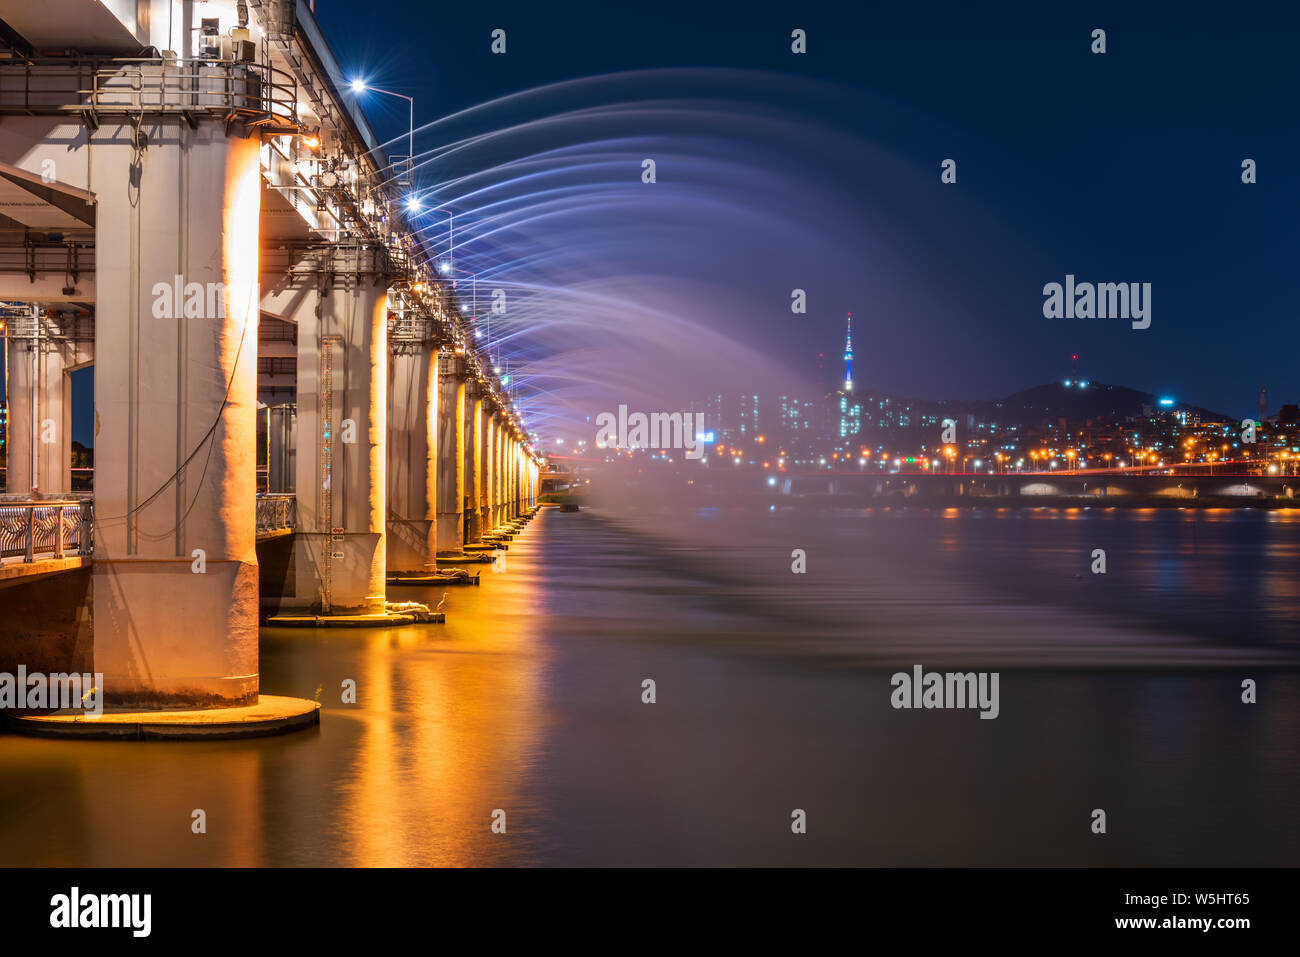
[350,78,367,93]
[406,196,422,213]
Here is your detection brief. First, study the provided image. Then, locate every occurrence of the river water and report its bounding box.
[1,504,1297,866]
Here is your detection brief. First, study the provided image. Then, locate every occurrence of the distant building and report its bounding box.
[692,392,760,445]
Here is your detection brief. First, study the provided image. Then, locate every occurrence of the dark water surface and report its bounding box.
[1,505,1297,866]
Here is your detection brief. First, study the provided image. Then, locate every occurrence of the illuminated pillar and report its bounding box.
[501,433,511,520]
[4,320,81,495]
[515,441,523,515]
[513,443,520,514]
[267,404,296,493]
[484,413,495,529]
[292,246,389,615]
[92,125,261,706]
[465,391,484,543]
[435,353,464,552]
[386,339,437,573]
[491,413,504,527]
[482,411,495,531]
[507,434,518,518]
[485,407,497,532]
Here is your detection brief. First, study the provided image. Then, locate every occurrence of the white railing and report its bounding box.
[0,501,92,562]
[256,493,296,533]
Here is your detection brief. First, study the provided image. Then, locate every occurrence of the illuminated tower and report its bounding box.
[843,312,854,393]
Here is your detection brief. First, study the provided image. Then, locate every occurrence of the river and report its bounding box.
[1,504,1297,866]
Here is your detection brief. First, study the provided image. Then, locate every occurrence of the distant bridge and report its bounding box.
[771,469,1299,501]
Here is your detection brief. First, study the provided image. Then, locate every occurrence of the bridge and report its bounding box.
[0,0,541,711]
[770,467,1300,502]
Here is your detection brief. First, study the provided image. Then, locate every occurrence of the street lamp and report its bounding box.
[349,79,415,189]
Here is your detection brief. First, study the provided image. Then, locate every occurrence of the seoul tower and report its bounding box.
[843,312,854,392]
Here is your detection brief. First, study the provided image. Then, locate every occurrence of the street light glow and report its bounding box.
[350,78,366,93]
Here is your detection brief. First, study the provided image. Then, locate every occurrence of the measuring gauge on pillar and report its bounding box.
[331,527,345,559]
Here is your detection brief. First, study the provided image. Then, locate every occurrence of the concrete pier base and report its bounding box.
[266,609,443,626]
[5,695,320,740]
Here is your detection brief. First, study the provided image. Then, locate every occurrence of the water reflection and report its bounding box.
[1,507,1298,866]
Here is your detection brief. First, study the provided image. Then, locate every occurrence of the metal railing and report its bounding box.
[256,493,296,533]
[0,501,93,562]
[0,56,302,132]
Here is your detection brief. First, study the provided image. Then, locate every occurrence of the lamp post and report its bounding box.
[349,79,414,187]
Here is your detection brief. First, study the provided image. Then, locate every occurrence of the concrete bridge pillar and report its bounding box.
[3,316,88,495]
[517,440,526,514]
[290,246,389,615]
[91,124,262,706]
[386,340,437,573]
[435,353,465,551]
[507,434,518,518]
[484,410,497,530]
[513,436,521,516]
[493,413,505,525]
[493,413,506,526]
[267,404,296,493]
[484,406,497,532]
[465,391,485,543]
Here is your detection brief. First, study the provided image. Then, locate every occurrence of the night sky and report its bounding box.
[11,3,1300,447]
[317,1,1299,425]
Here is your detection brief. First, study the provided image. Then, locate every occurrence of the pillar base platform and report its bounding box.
[388,569,481,586]
[266,609,444,627]
[3,695,320,740]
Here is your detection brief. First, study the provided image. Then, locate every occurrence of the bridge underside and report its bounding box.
[0,0,539,709]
